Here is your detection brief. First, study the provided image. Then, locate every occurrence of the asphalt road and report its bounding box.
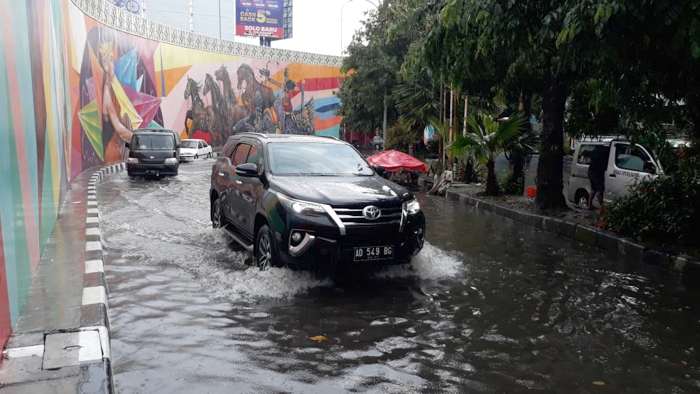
[98,159,700,393]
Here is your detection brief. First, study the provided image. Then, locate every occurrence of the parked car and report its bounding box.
[126,128,180,177]
[565,137,663,208]
[209,133,425,272]
[179,139,213,162]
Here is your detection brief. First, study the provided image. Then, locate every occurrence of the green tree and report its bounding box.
[339,0,445,142]
[425,0,611,209]
[451,113,524,195]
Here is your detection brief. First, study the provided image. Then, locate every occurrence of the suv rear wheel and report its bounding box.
[255,225,277,270]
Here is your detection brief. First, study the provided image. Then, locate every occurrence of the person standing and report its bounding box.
[587,146,608,209]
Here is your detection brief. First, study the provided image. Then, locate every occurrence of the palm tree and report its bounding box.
[451,113,525,195]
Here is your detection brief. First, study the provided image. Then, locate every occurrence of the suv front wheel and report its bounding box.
[211,194,225,228]
[255,225,278,270]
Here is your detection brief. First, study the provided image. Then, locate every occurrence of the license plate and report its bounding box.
[353,246,393,262]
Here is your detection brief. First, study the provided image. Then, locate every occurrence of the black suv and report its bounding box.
[210,133,425,271]
[126,128,180,177]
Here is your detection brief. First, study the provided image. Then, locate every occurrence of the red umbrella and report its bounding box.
[366,150,428,173]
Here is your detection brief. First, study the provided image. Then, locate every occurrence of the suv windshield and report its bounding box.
[268,142,373,176]
[133,134,175,150]
[181,141,198,149]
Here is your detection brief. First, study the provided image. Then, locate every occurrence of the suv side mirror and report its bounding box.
[644,161,657,174]
[235,163,258,177]
[372,166,386,177]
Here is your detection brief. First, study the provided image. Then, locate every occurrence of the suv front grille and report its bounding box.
[333,206,402,226]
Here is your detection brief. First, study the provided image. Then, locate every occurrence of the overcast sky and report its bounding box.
[141,0,377,57]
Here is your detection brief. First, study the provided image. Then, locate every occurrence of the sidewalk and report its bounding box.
[0,165,123,393]
[446,184,700,278]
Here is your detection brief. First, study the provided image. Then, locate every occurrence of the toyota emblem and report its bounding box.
[149,156,155,159]
[362,205,381,220]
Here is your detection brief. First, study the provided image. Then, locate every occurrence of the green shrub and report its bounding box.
[605,157,700,246]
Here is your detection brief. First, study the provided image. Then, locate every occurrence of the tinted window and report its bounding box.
[181,141,198,148]
[132,134,174,150]
[232,144,251,166]
[268,142,372,176]
[614,144,653,172]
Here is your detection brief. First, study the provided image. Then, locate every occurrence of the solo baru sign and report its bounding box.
[235,0,284,38]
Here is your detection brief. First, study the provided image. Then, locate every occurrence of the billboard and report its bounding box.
[236,0,284,38]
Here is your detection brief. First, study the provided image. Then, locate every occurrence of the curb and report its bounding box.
[81,162,126,393]
[445,189,700,277]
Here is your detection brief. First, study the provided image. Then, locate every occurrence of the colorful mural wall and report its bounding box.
[70,9,343,169]
[0,0,73,350]
[0,0,343,351]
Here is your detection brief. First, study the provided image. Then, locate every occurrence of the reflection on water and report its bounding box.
[100,160,700,393]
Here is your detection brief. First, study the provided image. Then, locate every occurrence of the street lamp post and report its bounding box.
[218,0,222,40]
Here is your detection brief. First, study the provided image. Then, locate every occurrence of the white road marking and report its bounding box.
[78,330,102,363]
[87,201,98,207]
[87,208,99,215]
[81,326,110,360]
[2,345,44,358]
[85,241,102,252]
[82,286,107,305]
[86,217,99,224]
[85,227,100,236]
[85,259,104,274]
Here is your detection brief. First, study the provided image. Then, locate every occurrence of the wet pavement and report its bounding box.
[98,159,700,393]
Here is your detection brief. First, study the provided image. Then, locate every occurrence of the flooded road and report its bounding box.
[99,160,700,393]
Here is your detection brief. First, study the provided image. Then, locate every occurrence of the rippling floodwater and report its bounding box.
[99,160,700,393]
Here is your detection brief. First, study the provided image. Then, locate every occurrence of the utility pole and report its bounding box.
[188,0,194,32]
[218,0,222,40]
[463,94,468,136]
[382,91,388,145]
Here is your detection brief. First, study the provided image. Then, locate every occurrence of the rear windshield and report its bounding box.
[132,134,175,150]
[181,141,198,149]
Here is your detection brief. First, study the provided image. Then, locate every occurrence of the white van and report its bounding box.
[565,137,663,208]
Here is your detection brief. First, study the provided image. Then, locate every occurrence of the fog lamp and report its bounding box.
[291,231,303,246]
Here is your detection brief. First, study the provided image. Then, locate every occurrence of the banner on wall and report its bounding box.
[235,0,284,38]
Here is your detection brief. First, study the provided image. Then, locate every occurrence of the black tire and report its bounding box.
[195,154,199,160]
[254,224,278,270]
[211,195,225,228]
[208,152,212,159]
[575,189,590,209]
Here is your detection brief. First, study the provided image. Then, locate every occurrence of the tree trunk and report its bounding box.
[485,159,500,196]
[507,93,532,194]
[686,93,700,151]
[535,77,567,210]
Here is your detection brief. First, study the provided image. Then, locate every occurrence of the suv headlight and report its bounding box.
[405,199,421,215]
[291,200,326,216]
[277,193,327,216]
[127,157,139,164]
[164,158,178,164]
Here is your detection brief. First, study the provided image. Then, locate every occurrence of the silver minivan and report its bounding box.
[565,137,663,208]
